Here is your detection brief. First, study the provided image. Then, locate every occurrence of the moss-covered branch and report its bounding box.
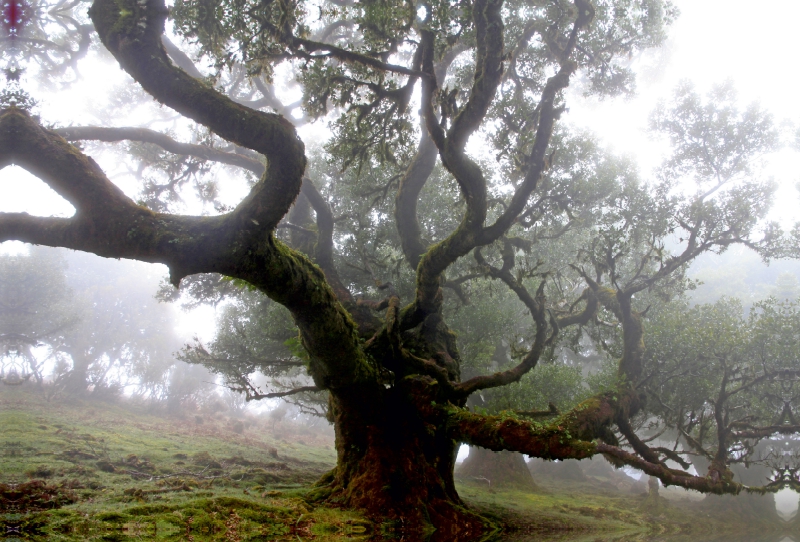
[436,387,632,460]
[439,396,616,460]
[0,108,379,392]
[441,392,754,497]
[595,443,743,495]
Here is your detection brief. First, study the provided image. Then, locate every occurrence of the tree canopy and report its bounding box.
[2,0,799,536]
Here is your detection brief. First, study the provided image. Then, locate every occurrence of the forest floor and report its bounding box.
[0,387,795,541]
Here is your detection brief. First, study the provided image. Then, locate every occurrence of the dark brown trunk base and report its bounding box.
[310,380,499,540]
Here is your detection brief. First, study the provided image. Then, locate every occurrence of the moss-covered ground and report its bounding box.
[0,387,794,541]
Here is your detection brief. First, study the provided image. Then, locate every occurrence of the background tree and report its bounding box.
[174,283,325,413]
[0,247,185,401]
[58,250,183,398]
[635,295,800,517]
[0,246,79,385]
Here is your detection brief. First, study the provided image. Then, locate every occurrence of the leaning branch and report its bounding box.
[454,244,596,398]
[90,0,306,237]
[239,385,321,401]
[596,443,742,495]
[55,126,266,175]
[54,125,367,321]
[1,0,382,394]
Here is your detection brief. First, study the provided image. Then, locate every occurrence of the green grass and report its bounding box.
[0,386,795,541]
[0,386,350,541]
[455,475,795,541]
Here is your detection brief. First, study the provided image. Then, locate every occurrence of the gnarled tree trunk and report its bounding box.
[311,378,489,539]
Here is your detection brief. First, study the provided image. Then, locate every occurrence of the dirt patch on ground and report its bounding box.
[0,480,77,512]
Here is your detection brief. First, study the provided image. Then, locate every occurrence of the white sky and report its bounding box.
[564,0,800,223]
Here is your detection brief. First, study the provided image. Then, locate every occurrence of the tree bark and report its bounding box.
[310,377,489,539]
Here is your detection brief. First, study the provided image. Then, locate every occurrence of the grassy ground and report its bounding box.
[457,480,792,541]
[0,386,794,541]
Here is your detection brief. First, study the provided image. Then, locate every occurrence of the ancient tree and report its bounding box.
[1,0,798,535]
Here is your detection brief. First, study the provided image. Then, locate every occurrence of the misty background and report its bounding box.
[3,0,800,527]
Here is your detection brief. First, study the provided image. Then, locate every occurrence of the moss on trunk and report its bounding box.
[309,377,494,539]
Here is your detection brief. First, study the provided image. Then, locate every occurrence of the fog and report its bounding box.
[2,0,800,538]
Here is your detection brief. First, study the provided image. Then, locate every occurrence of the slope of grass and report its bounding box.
[0,386,794,541]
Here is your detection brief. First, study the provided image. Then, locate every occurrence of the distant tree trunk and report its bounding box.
[63,351,90,394]
[647,475,659,496]
[457,446,537,490]
[645,475,661,508]
[529,457,591,484]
